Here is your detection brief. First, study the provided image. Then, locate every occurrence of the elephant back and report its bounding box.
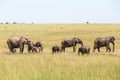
[35,42,42,47]
[7,37,20,43]
[61,39,73,47]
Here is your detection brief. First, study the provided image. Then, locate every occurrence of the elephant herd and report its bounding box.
[7,36,43,53]
[7,36,115,55]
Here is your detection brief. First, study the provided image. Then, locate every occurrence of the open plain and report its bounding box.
[0,24,120,80]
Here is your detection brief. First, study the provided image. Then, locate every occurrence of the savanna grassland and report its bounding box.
[0,24,120,80]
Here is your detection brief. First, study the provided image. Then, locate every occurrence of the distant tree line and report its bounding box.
[0,22,34,24]
[0,22,90,24]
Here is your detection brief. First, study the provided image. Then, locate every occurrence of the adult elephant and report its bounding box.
[7,36,31,53]
[93,36,115,53]
[61,37,83,52]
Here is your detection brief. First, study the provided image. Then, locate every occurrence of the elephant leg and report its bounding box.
[60,49,62,52]
[89,48,90,53]
[41,47,43,52]
[11,48,15,53]
[112,43,115,52]
[97,47,100,53]
[32,48,37,53]
[32,49,34,53]
[81,53,84,56]
[52,51,54,54]
[56,49,58,53]
[62,46,65,52]
[88,50,90,54]
[108,44,111,52]
[28,49,31,53]
[35,49,37,53]
[73,46,76,52]
[108,46,111,52]
[52,49,54,53]
[28,47,31,53]
[55,50,57,53]
[63,48,65,52]
[61,46,64,52]
[39,47,43,52]
[38,47,41,52]
[93,46,96,52]
[7,44,14,53]
[20,44,24,53]
[106,44,111,52]
[78,52,80,55]
[106,46,108,52]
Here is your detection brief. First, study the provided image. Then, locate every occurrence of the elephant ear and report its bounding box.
[24,37,31,44]
[72,37,78,43]
[76,38,79,42]
[19,37,26,44]
[111,36,115,41]
[76,38,81,43]
[109,36,115,42]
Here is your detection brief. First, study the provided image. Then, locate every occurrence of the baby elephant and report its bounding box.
[28,41,43,53]
[52,45,61,53]
[31,47,37,53]
[78,46,90,55]
[34,42,43,52]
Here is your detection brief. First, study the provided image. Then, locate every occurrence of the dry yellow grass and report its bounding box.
[0,24,120,80]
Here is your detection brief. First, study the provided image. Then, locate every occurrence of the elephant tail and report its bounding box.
[93,41,97,52]
[7,41,13,52]
[61,41,65,52]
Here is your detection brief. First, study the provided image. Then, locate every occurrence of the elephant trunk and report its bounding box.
[112,42,115,52]
[81,41,84,46]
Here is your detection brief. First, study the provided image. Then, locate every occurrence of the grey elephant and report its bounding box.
[34,42,43,52]
[28,41,43,53]
[78,46,90,55]
[93,36,115,52]
[52,45,60,53]
[31,47,37,53]
[7,36,31,53]
[61,37,83,52]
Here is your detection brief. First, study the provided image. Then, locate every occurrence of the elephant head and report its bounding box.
[78,47,82,52]
[73,37,83,46]
[18,37,31,53]
[19,37,31,45]
[109,36,115,52]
